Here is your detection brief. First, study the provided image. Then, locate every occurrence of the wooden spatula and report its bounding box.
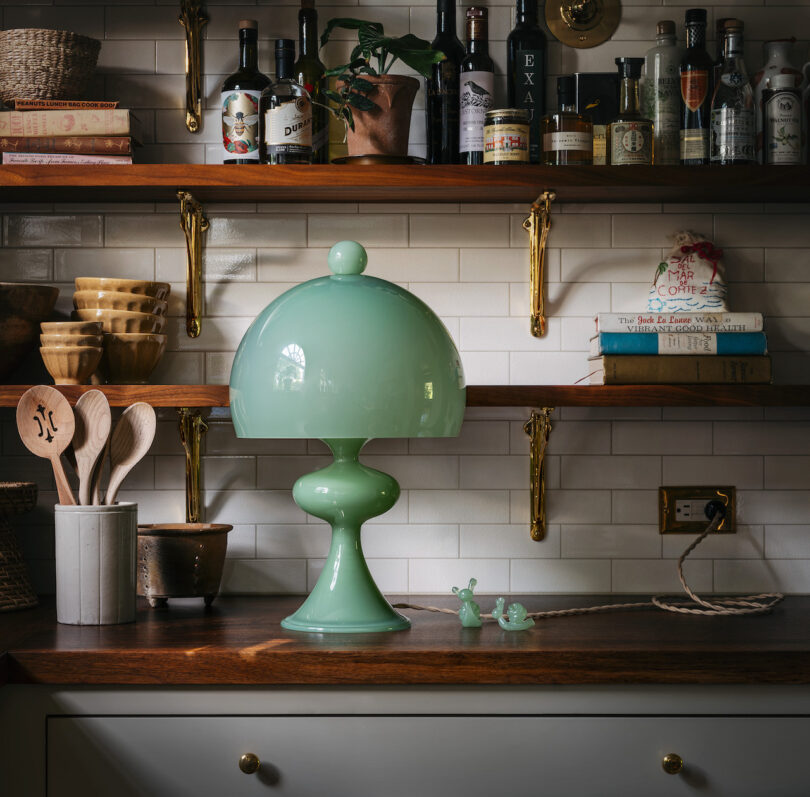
[105,402,157,506]
[72,390,111,505]
[16,385,76,506]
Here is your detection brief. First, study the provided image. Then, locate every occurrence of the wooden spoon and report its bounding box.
[105,402,156,506]
[72,390,111,505]
[16,385,76,506]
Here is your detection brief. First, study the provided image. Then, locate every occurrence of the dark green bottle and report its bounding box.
[293,0,329,164]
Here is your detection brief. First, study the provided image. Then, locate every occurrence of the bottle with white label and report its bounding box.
[541,75,592,165]
[710,19,754,165]
[763,73,802,165]
[460,7,495,165]
[260,39,312,165]
[641,20,681,165]
[221,20,271,164]
[607,57,654,165]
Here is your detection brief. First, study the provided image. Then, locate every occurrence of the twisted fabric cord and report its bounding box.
[394,514,783,621]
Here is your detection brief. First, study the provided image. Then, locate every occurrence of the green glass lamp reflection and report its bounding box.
[230,241,466,632]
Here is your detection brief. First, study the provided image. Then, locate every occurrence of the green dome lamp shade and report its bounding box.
[230,241,466,632]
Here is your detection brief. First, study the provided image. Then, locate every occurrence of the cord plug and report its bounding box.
[704,500,726,522]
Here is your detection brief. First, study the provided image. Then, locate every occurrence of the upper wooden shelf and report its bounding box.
[1,384,809,408]
[1,164,808,204]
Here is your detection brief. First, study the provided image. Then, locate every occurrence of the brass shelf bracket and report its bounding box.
[179,407,208,523]
[179,0,207,133]
[522,190,556,337]
[178,190,209,338]
[523,407,554,541]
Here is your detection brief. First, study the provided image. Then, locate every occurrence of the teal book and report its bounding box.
[590,331,768,357]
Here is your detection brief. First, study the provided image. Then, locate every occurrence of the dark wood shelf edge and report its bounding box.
[1,164,810,204]
[1,384,809,408]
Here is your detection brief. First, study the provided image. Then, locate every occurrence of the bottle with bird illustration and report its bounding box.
[459,7,495,165]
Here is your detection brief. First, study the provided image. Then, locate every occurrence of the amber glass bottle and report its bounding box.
[542,75,593,165]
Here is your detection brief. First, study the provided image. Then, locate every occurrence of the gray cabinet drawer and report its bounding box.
[47,715,809,797]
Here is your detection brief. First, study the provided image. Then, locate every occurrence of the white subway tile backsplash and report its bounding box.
[411,214,510,248]
[663,456,763,489]
[309,214,408,247]
[157,248,257,282]
[221,559,307,595]
[5,216,102,247]
[764,457,810,489]
[662,526,764,560]
[612,559,713,594]
[410,283,509,316]
[613,422,712,455]
[511,559,612,593]
[713,559,810,595]
[55,248,155,281]
[409,490,510,524]
[560,456,662,489]
[460,524,561,559]
[612,214,711,248]
[561,525,661,559]
[0,249,52,281]
[409,558,510,594]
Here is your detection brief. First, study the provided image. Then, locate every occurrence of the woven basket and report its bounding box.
[0,483,39,612]
[0,28,101,105]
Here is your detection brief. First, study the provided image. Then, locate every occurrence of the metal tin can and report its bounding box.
[484,109,530,164]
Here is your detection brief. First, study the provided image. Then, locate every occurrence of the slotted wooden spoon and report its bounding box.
[72,390,111,505]
[105,402,156,506]
[16,385,76,506]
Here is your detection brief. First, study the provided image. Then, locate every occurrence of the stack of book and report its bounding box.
[588,312,771,385]
[0,100,140,164]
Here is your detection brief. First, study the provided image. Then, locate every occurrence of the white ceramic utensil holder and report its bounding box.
[54,502,137,625]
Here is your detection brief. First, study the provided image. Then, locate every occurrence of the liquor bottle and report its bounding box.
[426,0,465,164]
[260,40,313,165]
[710,19,754,165]
[541,75,592,165]
[641,20,680,165]
[459,7,495,165]
[221,20,271,164]
[607,57,654,165]
[763,73,803,165]
[294,0,329,164]
[679,8,712,165]
[506,0,546,164]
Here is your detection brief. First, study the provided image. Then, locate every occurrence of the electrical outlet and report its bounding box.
[659,486,736,534]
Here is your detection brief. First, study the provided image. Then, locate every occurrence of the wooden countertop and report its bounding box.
[1,595,809,687]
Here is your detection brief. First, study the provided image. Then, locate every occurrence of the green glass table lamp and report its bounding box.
[230,241,466,633]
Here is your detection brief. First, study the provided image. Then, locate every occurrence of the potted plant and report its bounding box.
[320,19,444,159]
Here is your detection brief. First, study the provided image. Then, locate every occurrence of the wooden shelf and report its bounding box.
[1,164,808,204]
[1,384,809,408]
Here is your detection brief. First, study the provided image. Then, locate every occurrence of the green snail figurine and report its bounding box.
[452,578,482,628]
[492,597,535,631]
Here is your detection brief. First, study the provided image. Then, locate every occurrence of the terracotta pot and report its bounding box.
[343,74,420,157]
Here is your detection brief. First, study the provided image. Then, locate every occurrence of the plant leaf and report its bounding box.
[347,92,378,111]
[323,89,346,105]
[320,18,384,48]
[349,77,376,93]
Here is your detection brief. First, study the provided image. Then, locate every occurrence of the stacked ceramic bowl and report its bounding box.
[72,278,170,384]
[39,321,104,385]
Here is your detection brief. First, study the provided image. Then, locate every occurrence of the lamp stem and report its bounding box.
[282,438,410,633]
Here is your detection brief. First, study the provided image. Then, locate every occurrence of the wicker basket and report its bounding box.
[0,482,39,612]
[0,28,101,105]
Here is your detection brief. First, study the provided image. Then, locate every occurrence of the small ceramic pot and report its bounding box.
[75,277,171,300]
[55,503,137,625]
[40,344,102,385]
[137,523,233,607]
[101,332,167,384]
[73,290,168,316]
[72,307,167,334]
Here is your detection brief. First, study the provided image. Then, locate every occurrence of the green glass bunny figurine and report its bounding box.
[452,578,482,628]
[492,597,535,631]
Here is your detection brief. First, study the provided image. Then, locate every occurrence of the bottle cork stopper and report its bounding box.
[657,20,675,35]
[239,19,258,30]
[722,18,743,30]
[466,7,487,18]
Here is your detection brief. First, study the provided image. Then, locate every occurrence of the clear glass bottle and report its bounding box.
[679,8,713,165]
[426,0,465,164]
[607,57,654,165]
[763,73,802,165]
[642,20,680,165]
[542,75,593,165]
[293,0,329,164]
[506,0,546,163]
[221,20,271,164]
[260,39,313,165]
[459,7,495,165]
[710,19,754,165]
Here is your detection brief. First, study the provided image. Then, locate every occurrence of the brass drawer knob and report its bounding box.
[662,753,684,775]
[239,753,261,774]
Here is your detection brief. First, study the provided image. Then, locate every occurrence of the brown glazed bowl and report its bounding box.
[40,333,104,348]
[40,345,102,385]
[75,278,171,300]
[41,320,103,336]
[72,308,167,334]
[137,523,233,607]
[0,283,59,380]
[73,290,168,316]
[101,332,167,384]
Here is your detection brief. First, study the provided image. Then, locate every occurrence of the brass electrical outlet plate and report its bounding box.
[659,486,736,534]
[545,0,621,49]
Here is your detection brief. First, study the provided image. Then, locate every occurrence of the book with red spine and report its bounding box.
[0,136,132,154]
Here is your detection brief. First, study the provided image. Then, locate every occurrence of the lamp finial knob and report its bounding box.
[328,240,367,275]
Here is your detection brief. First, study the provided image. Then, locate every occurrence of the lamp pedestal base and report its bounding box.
[282,438,410,633]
